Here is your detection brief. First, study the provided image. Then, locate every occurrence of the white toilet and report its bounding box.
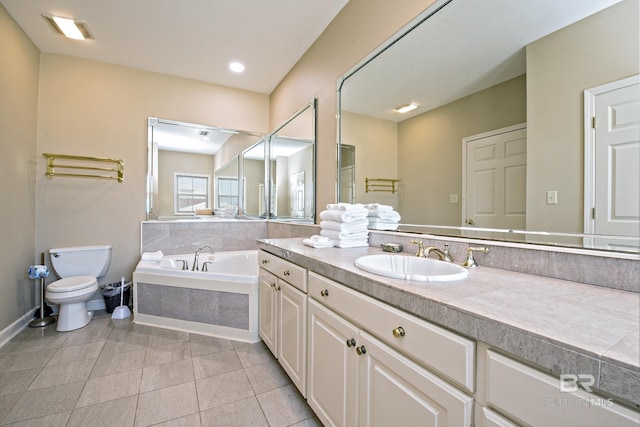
[46,245,112,331]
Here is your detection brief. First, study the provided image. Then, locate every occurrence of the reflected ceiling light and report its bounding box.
[43,14,93,40]
[229,62,245,73]
[393,103,418,113]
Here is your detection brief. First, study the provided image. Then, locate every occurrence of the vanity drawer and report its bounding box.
[485,350,640,426]
[259,250,307,292]
[309,271,475,392]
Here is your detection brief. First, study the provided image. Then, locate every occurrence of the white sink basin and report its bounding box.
[354,254,468,282]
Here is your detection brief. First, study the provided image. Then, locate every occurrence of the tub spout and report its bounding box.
[192,245,214,271]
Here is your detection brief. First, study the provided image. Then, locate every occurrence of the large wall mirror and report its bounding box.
[268,99,317,222]
[147,117,263,220]
[242,139,267,218]
[337,0,639,253]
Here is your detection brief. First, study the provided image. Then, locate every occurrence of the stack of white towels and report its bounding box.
[316,203,370,248]
[364,203,401,230]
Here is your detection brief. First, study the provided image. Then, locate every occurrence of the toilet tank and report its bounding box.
[49,245,112,278]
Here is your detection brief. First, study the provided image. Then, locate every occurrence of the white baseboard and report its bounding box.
[0,308,39,349]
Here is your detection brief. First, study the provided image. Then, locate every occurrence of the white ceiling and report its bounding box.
[0,0,349,94]
[340,0,622,122]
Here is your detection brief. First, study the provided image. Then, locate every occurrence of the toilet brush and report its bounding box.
[111,277,131,320]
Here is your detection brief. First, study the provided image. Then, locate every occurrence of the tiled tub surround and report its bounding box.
[141,220,268,255]
[132,250,260,343]
[258,238,640,409]
[136,283,252,331]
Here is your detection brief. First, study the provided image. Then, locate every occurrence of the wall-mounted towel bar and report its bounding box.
[365,178,401,193]
[43,153,124,183]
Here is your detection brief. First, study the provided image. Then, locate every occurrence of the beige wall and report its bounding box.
[269,0,437,212]
[526,0,639,233]
[36,54,269,290]
[398,75,526,225]
[0,4,41,331]
[341,111,398,208]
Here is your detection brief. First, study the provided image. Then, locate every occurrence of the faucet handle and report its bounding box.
[462,246,489,269]
[410,240,425,257]
[442,244,453,263]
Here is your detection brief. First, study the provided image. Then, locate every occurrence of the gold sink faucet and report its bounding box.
[410,240,453,262]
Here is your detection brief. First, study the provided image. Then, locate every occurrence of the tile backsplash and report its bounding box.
[141,220,639,292]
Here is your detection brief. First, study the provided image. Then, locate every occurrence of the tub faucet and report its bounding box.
[192,245,214,271]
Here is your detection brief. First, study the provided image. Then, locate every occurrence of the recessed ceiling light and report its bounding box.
[394,103,418,113]
[229,62,245,73]
[43,14,93,40]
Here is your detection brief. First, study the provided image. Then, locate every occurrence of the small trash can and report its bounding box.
[101,281,131,313]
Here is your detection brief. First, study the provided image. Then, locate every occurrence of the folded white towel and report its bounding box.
[320,229,369,241]
[303,238,335,248]
[335,239,369,248]
[368,217,400,224]
[319,209,368,223]
[320,217,368,232]
[326,203,365,211]
[368,222,399,231]
[141,250,164,262]
[308,234,331,243]
[364,203,394,212]
[368,210,401,221]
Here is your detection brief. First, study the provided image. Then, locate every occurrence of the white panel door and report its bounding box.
[258,269,278,355]
[278,281,307,397]
[592,78,640,250]
[307,299,359,427]
[463,124,527,230]
[358,331,474,427]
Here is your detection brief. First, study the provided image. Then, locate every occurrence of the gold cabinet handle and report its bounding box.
[320,289,329,297]
[346,338,356,348]
[356,345,367,356]
[392,326,405,338]
[283,270,290,276]
[261,259,269,264]
[466,218,475,225]
[270,282,277,289]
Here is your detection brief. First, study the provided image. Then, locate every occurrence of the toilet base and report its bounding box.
[56,302,93,331]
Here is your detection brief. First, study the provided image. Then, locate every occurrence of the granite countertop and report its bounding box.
[257,238,640,407]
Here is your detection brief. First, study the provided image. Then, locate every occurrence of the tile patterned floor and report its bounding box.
[0,312,322,426]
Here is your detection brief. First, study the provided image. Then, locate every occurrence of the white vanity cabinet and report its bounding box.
[478,349,640,427]
[307,271,474,427]
[258,250,307,396]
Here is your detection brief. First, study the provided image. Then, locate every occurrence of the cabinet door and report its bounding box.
[258,268,278,355]
[308,298,359,427]
[278,280,307,397]
[358,331,474,427]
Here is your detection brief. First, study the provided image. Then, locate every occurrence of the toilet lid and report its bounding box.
[47,275,97,293]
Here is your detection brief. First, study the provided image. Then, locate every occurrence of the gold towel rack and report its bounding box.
[43,153,124,183]
[365,178,401,193]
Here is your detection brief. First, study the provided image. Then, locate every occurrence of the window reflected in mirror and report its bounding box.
[147,117,262,220]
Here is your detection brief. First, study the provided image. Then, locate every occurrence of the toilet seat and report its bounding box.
[47,275,97,293]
